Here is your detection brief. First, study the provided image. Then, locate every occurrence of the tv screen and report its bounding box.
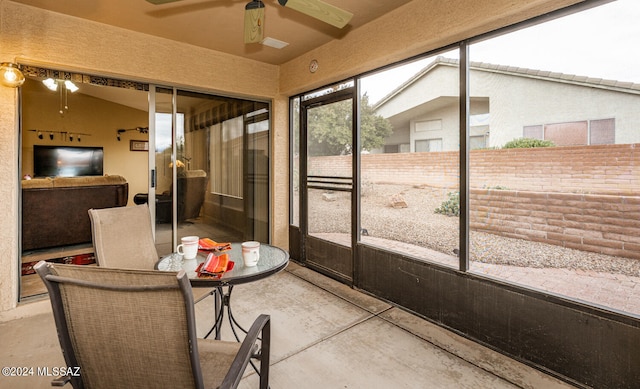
[34,145,104,177]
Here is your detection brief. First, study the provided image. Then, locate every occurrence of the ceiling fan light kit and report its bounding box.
[146,0,352,44]
[244,1,265,44]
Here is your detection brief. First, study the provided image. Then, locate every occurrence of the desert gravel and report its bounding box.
[307,183,640,277]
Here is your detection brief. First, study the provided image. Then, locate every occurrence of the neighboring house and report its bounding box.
[373,56,640,152]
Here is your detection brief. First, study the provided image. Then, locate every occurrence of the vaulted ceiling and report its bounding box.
[11,0,413,65]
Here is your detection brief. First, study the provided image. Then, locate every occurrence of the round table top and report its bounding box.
[155,242,289,287]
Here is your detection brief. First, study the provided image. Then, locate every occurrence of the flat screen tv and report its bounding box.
[34,145,104,177]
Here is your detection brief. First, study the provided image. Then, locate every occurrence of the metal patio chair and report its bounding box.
[88,204,214,303]
[35,261,270,389]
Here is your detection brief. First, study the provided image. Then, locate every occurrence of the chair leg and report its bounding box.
[259,318,271,389]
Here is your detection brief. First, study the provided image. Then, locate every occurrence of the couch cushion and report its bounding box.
[22,175,127,189]
[52,175,127,188]
[21,177,53,189]
[183,170,206,178]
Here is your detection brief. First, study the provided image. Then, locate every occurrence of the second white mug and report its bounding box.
[242,241,260,267]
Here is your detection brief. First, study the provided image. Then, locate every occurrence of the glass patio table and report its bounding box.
[156,242,289,340]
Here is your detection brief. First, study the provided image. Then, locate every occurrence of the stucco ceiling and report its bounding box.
[11,0,412,65]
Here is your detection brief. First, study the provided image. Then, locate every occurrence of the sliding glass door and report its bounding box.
[150,87,271,256]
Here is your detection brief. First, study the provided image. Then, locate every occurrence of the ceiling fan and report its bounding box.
[146,0,353,44]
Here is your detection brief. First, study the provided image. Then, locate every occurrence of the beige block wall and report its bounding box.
[309,144,640,195]
[0,0,585,313]
[470,189,640,260]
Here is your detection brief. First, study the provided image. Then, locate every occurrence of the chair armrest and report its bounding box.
[219,314,271,389]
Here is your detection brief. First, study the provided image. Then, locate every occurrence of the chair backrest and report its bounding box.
[88,205,158,269]
[35,261,204,389]
[178,170,208,221]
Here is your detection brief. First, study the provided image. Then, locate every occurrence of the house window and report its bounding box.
[590,118,615,144]
[415,138,442,152]
[544,121,588,146]
[470,135,487,149]
[523,119,615,145]
[384,144,400,153]
[523,125,543,139]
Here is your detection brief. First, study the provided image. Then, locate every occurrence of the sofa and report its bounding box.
[133,170,207,223]
[22,175,128,251]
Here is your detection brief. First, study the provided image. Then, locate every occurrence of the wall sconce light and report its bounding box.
[0,62,25,88]
[116,127,149,141]
[49,132,54,140]
[37,131,43,139]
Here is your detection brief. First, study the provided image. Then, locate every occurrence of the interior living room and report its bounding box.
[0,0,638,388]
[18,75,270,297]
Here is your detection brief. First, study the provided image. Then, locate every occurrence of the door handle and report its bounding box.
[151,169,156,188]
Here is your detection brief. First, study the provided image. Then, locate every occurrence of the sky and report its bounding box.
[361,0,640,104]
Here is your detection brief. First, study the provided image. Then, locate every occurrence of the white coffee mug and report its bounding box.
[242,241,260,267]
[177,235,199,260]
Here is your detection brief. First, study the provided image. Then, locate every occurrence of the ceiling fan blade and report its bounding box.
[278,0,352,29]
[146,0,184,4]
[244,1,265,44]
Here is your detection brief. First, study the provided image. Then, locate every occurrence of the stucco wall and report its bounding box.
[0,85,20,313]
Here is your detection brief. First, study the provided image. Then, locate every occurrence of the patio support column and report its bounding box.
[459,41,470,272]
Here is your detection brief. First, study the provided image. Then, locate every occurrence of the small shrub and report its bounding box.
[435,191,459,216]
[360,179,374,197]
[502,138,555,149]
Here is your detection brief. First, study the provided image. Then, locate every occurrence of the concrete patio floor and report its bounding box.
[1,261,577,388]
